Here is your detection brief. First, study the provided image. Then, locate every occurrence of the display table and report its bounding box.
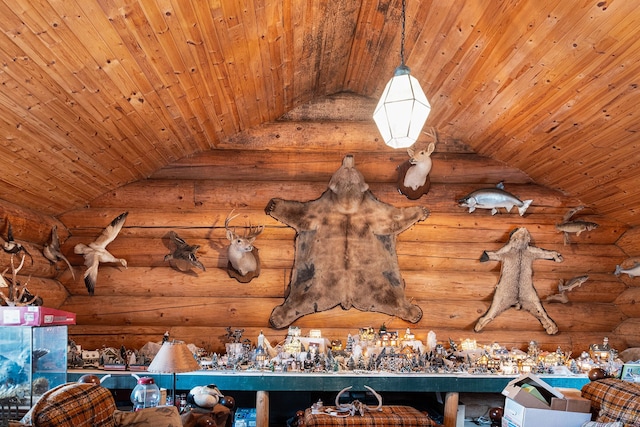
[67,370,589,427]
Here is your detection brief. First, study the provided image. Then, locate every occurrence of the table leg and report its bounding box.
[443,392,459,427]
[256,390,269,427]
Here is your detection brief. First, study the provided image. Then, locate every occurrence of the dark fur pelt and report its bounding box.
[265,155,429,329]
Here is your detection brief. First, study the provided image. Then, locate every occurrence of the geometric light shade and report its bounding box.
[373,65,431,149]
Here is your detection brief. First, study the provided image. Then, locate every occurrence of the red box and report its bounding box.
[0,306,76,326]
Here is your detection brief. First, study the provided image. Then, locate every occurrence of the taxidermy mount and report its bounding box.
[225,211,263,283]
[397,128,438,200]
[164,231,205,272]
[475,227,562,335]
[74,212,128,295]
[555,205,598,245]
[458,182,532,216]
[265,155,429,329]
[43,225,75,280]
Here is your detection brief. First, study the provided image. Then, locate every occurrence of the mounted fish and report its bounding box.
[545,275,588,304]
[164,231,205,273]
[555,206,598,245]
[458,182,532,216]
[614,261,640,278]
[558,275,589,293]
[397,128,437,200]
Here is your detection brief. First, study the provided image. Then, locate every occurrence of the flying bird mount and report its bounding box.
[74,212,128,295]
[43,225,75,280]
[164,231,205,273]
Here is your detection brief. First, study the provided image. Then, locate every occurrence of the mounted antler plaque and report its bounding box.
[265,155,429,329]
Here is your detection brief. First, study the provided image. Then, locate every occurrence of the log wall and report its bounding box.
[2,96,639,357]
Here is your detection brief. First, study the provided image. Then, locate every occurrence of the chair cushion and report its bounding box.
[23,382,116,427]
[581,378,640,427]
[303,405,438,427]
[113,405,182,427]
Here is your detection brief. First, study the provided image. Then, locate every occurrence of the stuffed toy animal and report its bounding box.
[187,384,224,409]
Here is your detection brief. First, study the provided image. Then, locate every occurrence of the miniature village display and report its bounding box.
[66,327,625,381]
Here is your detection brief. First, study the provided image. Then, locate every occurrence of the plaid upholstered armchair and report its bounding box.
[9,382,183,427]
[9,381,232,427]
[581,378,640,427]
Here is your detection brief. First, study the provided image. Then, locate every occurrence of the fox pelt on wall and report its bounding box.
[265,155,429,329]
[475,227,563,335]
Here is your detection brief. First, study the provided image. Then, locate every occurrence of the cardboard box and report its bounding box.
[501,374,590,413]
[502,397,591,427]
[0,306,76,326]
[553,388,592,413]
[502,374,565,410]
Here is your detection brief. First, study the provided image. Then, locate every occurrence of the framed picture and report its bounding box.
[620,363,640,382]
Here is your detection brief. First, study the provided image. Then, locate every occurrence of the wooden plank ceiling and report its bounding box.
[0,0,638,225]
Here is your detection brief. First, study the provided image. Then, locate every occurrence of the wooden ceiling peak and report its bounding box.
[0,0,638,227]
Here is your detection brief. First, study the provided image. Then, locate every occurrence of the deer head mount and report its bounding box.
[225,211,263,283]
[397,127,438,200]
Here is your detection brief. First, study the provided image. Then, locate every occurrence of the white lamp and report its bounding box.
[373,0,431,149]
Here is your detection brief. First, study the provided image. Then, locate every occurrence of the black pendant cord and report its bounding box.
[400,0,406,67]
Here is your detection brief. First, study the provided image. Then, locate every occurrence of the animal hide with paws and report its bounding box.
[265,155,429,329]
[475,227,562,335]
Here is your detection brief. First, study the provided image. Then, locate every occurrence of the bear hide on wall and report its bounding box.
[265,155,429,329]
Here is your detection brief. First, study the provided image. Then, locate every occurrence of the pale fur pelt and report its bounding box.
[474,227,563,335]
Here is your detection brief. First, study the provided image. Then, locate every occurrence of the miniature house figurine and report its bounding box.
[589,337,613,361]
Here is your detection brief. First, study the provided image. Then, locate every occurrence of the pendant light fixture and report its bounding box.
[373,0,431,149]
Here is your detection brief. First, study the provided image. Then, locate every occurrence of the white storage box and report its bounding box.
[502,397,591,427]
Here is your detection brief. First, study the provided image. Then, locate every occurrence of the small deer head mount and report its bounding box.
[225,211,263,283]
[397,127,438,200]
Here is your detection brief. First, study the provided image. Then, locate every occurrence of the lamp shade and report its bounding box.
[373,65,431,149]
[147,341,200,374]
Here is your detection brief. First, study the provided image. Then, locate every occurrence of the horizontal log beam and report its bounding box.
[60,295,624,334]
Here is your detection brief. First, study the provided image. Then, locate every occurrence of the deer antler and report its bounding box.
[335,386,352,410]
[0,254,40,306]
[364,386,383,412]
[423,127,438,143]
[225,210,264,239]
